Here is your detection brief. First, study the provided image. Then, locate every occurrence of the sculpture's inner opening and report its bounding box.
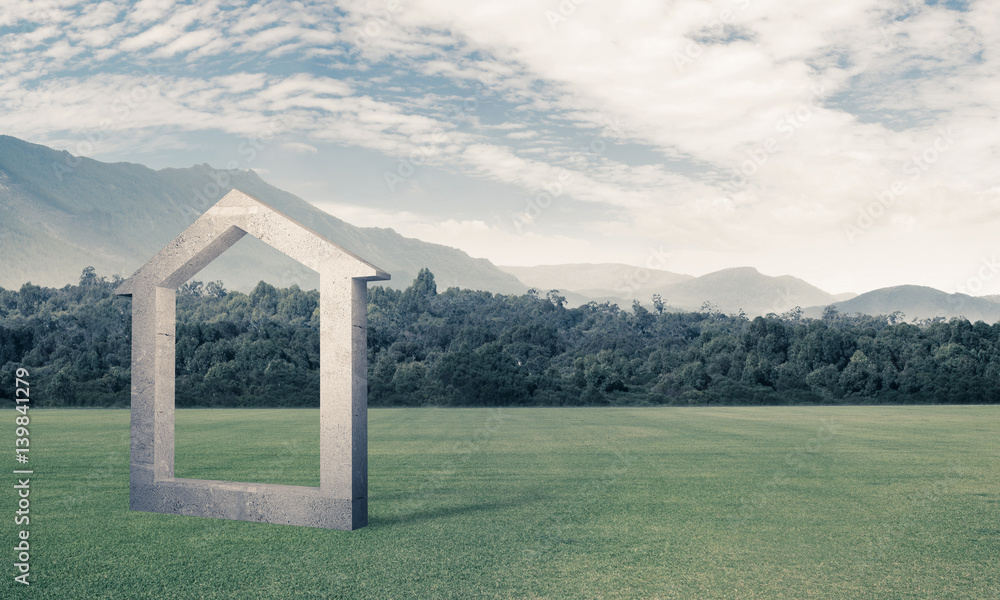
[172,232,321,487]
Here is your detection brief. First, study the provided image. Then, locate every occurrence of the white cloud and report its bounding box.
[281,142,318,154]
[129,0,175,24]
[118,22,180,52]
[77,2,123,28]
[1,0,998,293]
[322,0,1000,292]
[313,201,612,265]
[152,28,219,58]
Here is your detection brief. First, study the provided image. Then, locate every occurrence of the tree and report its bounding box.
[631,300,654,331]
[179,281,204,297]
[400,268,437,314]
[547,290,567,308]
[205,281,227,298]
[16,283,45,316]
[79,266,99,287]
[839,350,881,398]
[782,306,804,322]
[434,343,530,405]
[652,294,665,315]
[249,281,279,320]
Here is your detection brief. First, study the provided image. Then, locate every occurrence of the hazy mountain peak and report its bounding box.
[802,284,1000,322]
[697,266,764,279]
[498,263,692,299]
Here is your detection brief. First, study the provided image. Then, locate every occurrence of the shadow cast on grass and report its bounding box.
[371,497,535,528]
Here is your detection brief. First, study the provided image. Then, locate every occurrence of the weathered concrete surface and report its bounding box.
[116,188,388,530]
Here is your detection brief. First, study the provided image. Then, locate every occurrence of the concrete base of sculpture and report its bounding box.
[130,472,366,529]
[116,189,388,530]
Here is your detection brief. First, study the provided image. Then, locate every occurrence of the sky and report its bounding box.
[1,0,998,296]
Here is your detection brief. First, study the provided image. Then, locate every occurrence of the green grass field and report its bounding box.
[3,406,998,599]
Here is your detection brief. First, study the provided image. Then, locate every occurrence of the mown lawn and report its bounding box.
[3,406,998,599]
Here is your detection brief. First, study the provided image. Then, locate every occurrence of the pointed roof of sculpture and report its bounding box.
[115,188,389,296]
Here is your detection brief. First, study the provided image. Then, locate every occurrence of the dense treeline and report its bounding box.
[2,267,1000,407]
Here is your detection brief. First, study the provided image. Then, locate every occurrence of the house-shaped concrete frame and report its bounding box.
[115,189,389,530]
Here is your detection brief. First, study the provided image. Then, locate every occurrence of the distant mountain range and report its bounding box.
[499,264,1000,322]
[4,134,1000,323]
[802,285,1000,323]
[500,263,693,298]
[500,264,843,317]
[0,135,525,294]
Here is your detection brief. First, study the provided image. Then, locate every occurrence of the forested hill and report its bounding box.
[2,268,1000,407]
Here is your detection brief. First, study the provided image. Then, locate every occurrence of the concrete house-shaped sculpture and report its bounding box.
[115,189,389,530]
